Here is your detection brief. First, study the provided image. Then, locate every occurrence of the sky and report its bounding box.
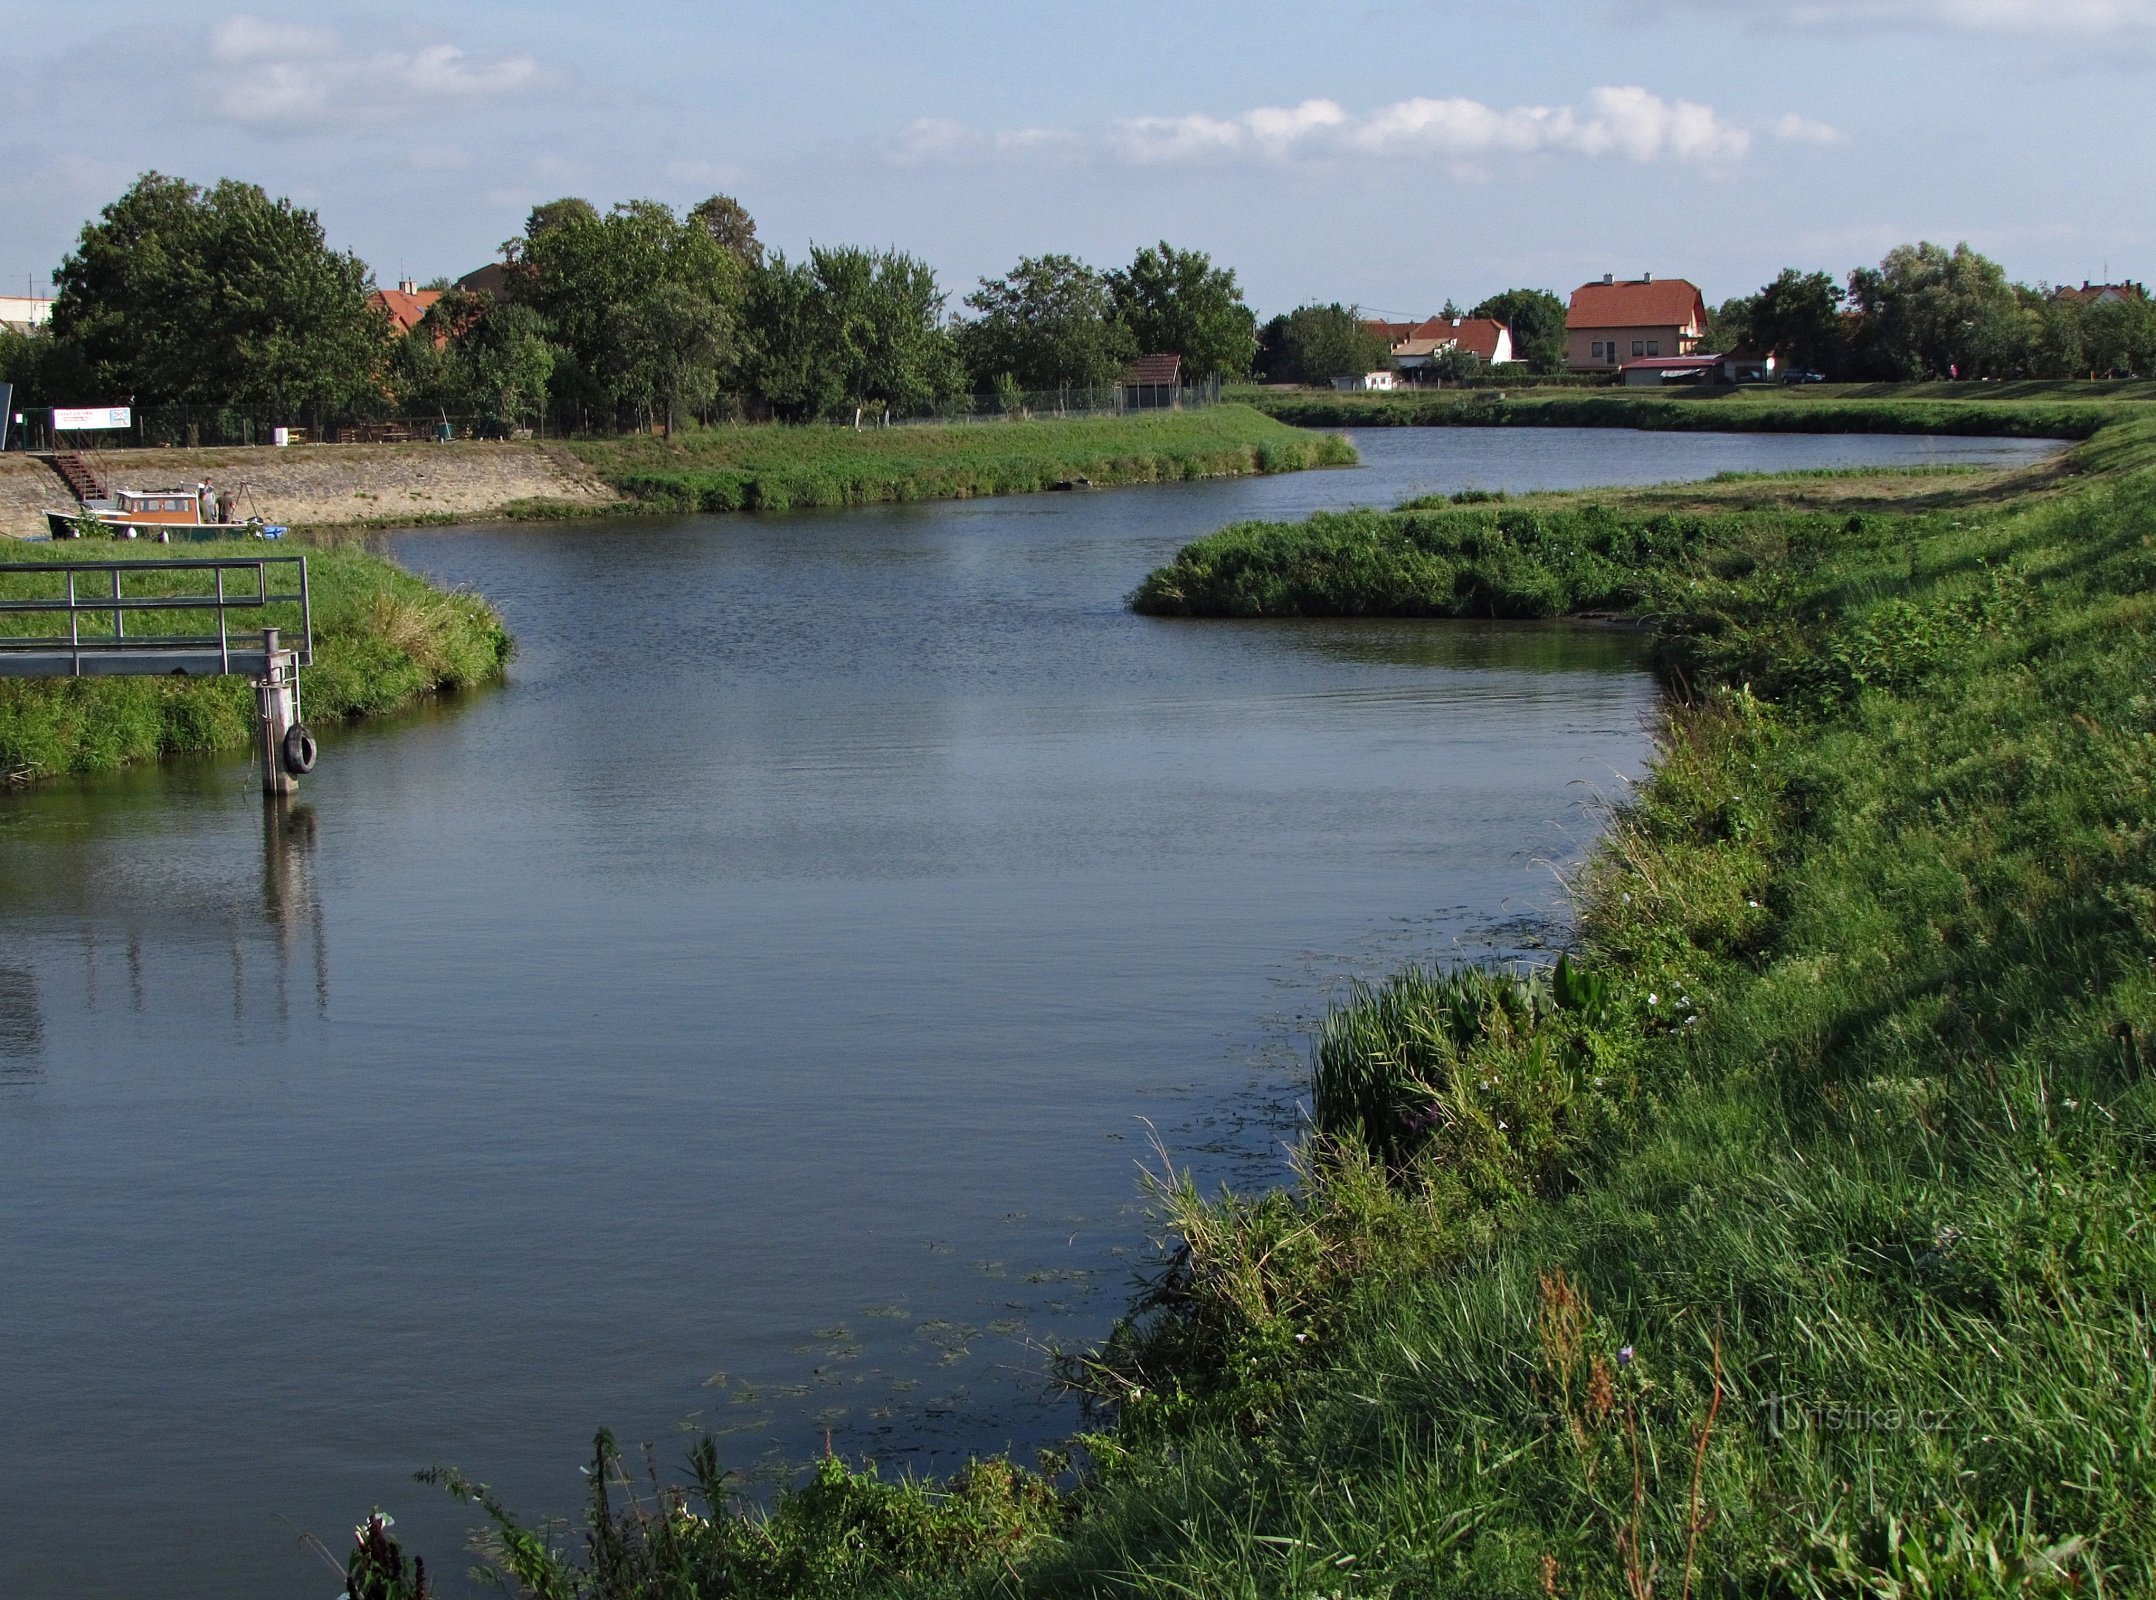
[2,0,2152,318]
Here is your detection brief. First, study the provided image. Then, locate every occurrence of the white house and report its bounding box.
[1330,371,1397,392]
[0,294,53,335]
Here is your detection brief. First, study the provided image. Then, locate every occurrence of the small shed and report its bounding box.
[1124,353,1183,410]
[1719,347,1779,384]
[1330,371,1397,392]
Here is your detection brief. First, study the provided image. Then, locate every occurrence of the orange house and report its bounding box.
[1565,275,1708,372]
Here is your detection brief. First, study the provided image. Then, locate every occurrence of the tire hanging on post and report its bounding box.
[280,723,317,777]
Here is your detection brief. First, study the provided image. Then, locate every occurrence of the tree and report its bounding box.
[524,197,599,240]
[1707,294,1757,353]
[688,194,764,269]
[1747,269,1850,376]
[958,255,1136,392]
[616,281,729,434]
[1105,242,1257,379]
[1263,303,1392,386]
[1468,288,1567,374]
[2078,294,2156,378]
[50,172,385,414]
[1847,241,2027,380]
[514,199,746,421]
[743,246,961,421]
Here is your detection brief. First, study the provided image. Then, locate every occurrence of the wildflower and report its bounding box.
[1647,993,1658,1006]
[1617,1345,1634,1367]
[1621,891,1631,904]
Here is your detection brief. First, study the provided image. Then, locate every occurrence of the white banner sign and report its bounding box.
[52,406,131,431]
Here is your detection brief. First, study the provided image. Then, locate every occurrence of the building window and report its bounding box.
[1591,341,1604,358]
[1631,340,1645,357]
[1647,340,1660,357]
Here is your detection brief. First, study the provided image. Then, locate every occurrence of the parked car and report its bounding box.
[1782,369,1827,385]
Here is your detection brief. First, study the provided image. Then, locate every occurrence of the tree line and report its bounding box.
[1707,243,2155,381]
[0,174,1264,432]
[4,174,2147,432]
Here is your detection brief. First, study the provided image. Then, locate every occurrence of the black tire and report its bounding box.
[280,723,318,777]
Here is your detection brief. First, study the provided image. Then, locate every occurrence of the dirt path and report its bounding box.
[0,441,624,539]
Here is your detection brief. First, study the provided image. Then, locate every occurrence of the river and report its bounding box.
[0,428,2059,1596]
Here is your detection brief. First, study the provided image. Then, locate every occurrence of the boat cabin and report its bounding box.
[112,488,211,524]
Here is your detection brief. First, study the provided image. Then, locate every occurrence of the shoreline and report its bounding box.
[1,406,1355,541]
[354,415,2156,1594]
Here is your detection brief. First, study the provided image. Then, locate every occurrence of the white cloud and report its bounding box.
[929,88,1759,172]
[1671,0,2156,31]
[201,14,542,127]
[1773,112,1846,144]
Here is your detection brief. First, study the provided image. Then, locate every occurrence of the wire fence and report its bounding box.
[3,376,1227,453]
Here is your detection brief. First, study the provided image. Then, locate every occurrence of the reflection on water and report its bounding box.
[0,963,39,1064]
[0,786,330,1037]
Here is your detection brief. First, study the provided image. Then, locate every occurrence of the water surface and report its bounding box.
[0,427,2056,1596]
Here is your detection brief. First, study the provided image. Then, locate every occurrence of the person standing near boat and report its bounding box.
[197,480,214,522]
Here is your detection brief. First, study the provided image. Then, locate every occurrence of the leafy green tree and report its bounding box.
[1262,303,1391,386]
[1468,288,1567,374]
[1707,294,1757,353]
[1847,242,2028,379]
[1747,269,1850,375]
[1105,242,1257,379]
[688,194,763,269]
[50,171,385,414]
[514,198,745,422]
[524,197,599,239]
[616,281,730,433]
[958,255,1136,392]
[744,246,960,421]
[2078,294,2156,377]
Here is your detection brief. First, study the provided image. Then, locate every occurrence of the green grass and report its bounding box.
[354,422,2156,1597]
[1243,385,2139,439]
[559,405,1356,513]
[0,537,510,781]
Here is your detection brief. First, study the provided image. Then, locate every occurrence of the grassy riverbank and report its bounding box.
[0,538,509,783]
[355,424,2156,1597]
[1243,383,2141,439]
[561,405,1355,514]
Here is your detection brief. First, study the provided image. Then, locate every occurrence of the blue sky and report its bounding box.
[2,0,2151,316]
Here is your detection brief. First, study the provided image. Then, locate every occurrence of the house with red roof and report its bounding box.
[369,279,443,338]
[1565,274,1708,372]
[1360,315,1515,382]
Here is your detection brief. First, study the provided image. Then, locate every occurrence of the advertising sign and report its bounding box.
[52,406,132,431]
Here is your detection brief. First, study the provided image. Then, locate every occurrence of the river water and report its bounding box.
[0,428,2058,1597]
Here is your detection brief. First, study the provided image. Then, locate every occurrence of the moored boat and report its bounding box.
[44,485,286,542]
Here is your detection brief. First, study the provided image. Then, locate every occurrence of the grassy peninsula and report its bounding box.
[346,417,2156,1598]
[1241,380,2146,439]
[0,538,509,783]
[562,405,1355,515]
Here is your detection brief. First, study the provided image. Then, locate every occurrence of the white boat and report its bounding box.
[44,486,285,542]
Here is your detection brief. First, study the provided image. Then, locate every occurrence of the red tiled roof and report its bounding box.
[1566,278,1706,331]
[1126,353,1182,386]
[1414,317,1509,361]
[370,287,442,336]
[2054,281,2147,305]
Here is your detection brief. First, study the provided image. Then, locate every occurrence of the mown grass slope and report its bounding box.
[0,537,510,782]
[561,405,1355,514]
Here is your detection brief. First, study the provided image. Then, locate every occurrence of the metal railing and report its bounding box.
[0,556,312,678]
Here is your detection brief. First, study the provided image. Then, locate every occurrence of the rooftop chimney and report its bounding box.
[398,278,418,295]
[1642,272,1653,283]
[1603,273,1614,284]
